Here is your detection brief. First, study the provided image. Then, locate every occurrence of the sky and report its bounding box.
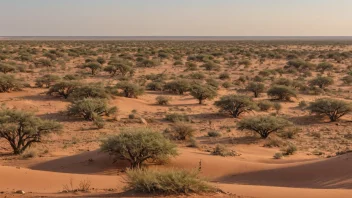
[0,0,351,36]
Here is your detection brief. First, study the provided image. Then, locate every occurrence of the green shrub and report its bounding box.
[214,95,258,118]
[263,138,283,148]
[0,63,15,74]
[281,144,297,155]
[190,84,218,104]
[47,81,81,99]
[316,62,333,73]
[0,74,23,92]
[164,123,196,140]
[201,62,220,71]
[146,81,164,91]
[101,128,177,168]
[35,74,60,88]
[257,100,273,111]
[267,85,297,101]
[116,81,145,98]
[308,98,352,122]
[222,81,232,88]
[273,152,283,159]
[219,72,230,80]
[0,108,62,154]
[125,169,216,194]
[156,96,171,105]
[309,76,334,89]
[208,131,221,137]
[342,75,352,85]
[164,80,190,95]
[67,98,117,121]
[165,113,190,123]
[69,83,110,101]
[237,115,293,139]
[211,144,237,157]
[82,62,102,75]
[246,82,265,98]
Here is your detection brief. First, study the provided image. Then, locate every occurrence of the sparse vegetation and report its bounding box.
[101,128,178,168]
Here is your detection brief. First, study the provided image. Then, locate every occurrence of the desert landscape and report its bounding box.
[0,39,351,198]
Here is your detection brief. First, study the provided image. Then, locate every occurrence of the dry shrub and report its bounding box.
[126,169,217,194]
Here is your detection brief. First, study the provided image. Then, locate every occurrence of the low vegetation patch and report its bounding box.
[126,169,217,194]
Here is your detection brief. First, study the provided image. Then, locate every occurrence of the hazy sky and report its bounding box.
[0,0,351,36]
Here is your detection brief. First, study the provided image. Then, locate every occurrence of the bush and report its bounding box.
[0,108,62,154]
[104,60,133,77]
[222,81,232,88]
[165,113,190,123]
[219,72,230,80]
[208,131,221,137]
[237,115,293,139]
[35,74,60,88]
[246,82,265,98]
[47,81,81,99]
[309,76,334,89]
[69,83,110,101]
[82,62,102,75]
[190,84,218,104]
[164,80,190,95]
[273,152,283,159]
[185,62,198,71]
[308,98,352,122]
[164,123,196,140]
[67,98,117,121]
[0,63,15,74]
[257,100,273,111]
[273,78,292,87]
[126,169,216,194]
[101,128,177,168]
[173,60,184,66]
[267,85,297,101]
[281,144,297,155]
[342,75,352,85]
[0,74,23,92]
[214,95,258,118]
[211,144,237,157]
[146,81,164,91]
[201,62,220,71]
[317,62,333,73]
[298,100,308,109]
[156,96,171,105]
[116,81,145,98]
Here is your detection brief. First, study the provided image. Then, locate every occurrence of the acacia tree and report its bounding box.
[82,62,102,75]
[0,109,62,154]
[104,64,133,77]
[163,80,190,95]
[190,84,218,104]
[214,95,258,118]
[245,82,265,98]
[267,85,297,101]
[237,115,293,138]
[116,81,145,98]
[47,81,81,99]
[100,128,178,169]
[309,76,334,89]
[308,98,352,122]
